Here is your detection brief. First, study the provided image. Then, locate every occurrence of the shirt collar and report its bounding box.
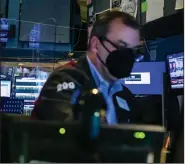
[86,56,123,93]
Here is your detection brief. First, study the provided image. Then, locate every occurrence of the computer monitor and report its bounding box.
[0,80,11,97]
[166,52,184,90]
[123,62,166,95]
[15,77,46,114]
[7,120,166,163]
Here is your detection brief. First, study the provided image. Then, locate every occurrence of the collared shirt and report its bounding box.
[86,56,123,125]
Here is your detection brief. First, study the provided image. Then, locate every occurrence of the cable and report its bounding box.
[48,18,57,71]
[66,16,85,60]
[6,18,86,67]
[7,18,87,31]
[73,20,83,48]
[143,38,151,57]
[143,37,168,61]
[28,18,57,71]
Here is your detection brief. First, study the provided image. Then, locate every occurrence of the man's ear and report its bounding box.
[89,36,99,53]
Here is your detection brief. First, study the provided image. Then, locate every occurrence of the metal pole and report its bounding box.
[0,0,2,17]
[136,0,141,24]
[140,0,147,25]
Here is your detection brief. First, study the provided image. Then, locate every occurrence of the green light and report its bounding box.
[140,132,145,139]
[133,132,146,139]
[59,128,66,135]
[141,1,148,13]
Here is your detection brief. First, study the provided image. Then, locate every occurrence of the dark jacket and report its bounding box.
[31,57,144,123]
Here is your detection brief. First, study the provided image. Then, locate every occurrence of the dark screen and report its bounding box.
[19,0,71,43]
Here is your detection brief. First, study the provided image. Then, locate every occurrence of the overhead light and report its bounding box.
[68,53,74,57]
[18,63,24,66]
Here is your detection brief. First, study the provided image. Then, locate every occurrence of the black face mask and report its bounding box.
[97,37,135,79]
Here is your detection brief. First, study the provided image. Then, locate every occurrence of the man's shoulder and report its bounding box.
[54,60,77,73]
[51,59,88,81]
[44,57,93,92]
[54,56,89,74]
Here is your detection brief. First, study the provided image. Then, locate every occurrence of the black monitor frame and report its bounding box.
[6,120,166,163]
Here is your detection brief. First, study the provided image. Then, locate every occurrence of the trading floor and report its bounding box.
[0,0,184,163]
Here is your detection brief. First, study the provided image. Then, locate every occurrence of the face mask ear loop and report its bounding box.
[100,40,111,54]
[96,39,111,67]
[96,53,107,67]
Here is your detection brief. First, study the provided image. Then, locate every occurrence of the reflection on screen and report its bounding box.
[123,62,166,95]
[0,66,14,80]
[0,18,9,43]
[15,77,46,114]
[1,80,11,97]
[167,52,184,89]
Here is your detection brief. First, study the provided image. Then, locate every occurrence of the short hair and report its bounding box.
[89,11,140,42]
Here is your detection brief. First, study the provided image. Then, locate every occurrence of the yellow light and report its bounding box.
[92,88,99,94]
[59,128,66,135]
[18,63,24,66]
[94,112,100,117]
[100,109,106,117]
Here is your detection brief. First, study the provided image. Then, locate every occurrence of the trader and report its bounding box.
[32,11,143,124]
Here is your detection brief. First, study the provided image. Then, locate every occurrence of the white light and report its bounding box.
[92,88,99,94]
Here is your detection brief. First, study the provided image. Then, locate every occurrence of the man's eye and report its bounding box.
[118,42,127,49]
[118,46,126,50]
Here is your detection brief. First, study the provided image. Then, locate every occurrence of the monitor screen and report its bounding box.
[0,66,14,80]
[19,0,71,43]
[15,77,46,113]
[167,52,184,89]
[1,80,11,97]
[123,62,166,95]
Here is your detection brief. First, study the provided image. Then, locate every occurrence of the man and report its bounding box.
[32,11,143,124]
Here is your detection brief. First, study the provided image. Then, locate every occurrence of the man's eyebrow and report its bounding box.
[118,40,139,49]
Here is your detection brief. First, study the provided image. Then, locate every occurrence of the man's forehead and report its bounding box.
[107,19,140,47]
